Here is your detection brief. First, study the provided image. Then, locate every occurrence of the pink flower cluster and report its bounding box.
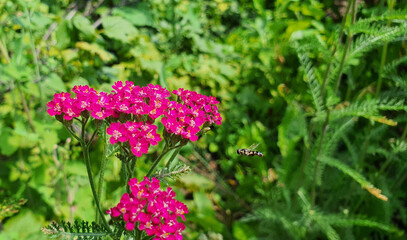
[107,177,188,240]
[107,122,161,157]
[161,89,222,141]
[47,81,222,156]
[47,82,171,121]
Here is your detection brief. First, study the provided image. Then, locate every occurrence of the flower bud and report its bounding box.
[55,114,64,123]
[63,118,73,128]
[81,110,90,119]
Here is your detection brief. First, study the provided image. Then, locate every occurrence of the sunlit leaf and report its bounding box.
[101,16,138,42]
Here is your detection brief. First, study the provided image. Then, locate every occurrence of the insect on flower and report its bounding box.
[236,143,264,157]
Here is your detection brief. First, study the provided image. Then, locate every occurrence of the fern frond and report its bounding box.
[350,10,407,27]
[42,220,110,240]
[386,74,407,92]
[312,119,356,185]
[390,139,407,153]
[242,207,306,239]
[297,51,325,112]
[342,135,358,162]
[313,217,340,240]
[293,34,331,61]
[153,164,191,184]
[315,98,406,125]
[320,156,388,201]
[322,118,356,157]
[311,212,404,237]
[381,55,407,77]
[349,23,407,59]
[327,215,404,236]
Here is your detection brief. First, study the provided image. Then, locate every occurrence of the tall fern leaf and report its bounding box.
[349,23,407,59]
[320,156,388,201]
[315,98,406,125]
[350,10,407,28]
[327,215,404,236]
[42,220,110,240]
[381,55,407,77]
[297,51,325,112]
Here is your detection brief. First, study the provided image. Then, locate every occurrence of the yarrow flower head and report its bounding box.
[106,121,161,157]
[162,89,222,142]
[107,177,188,240]
[47,81,222,156]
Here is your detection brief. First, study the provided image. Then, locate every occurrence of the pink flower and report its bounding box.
[107,177,188,239]
[106,122,128,144]
[46,93,73,117]
[106,121,162,157]
[130,140,149,157]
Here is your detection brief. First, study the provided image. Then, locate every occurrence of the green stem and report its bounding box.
[24,6,43,106]
[311,110,330,208]
[95,126,109,224]
[401,124,407,139]
[81,141,112,233]
[165,148,181,168]
[321,0,350,96]
[77,119,111,233]
[130,157,138,178]
[376,0,394,97]
[87,124,100,148]
[136,228,142,240]
[360,0,395,167]
[335,0,356,94]
[147,145,170,177]
[123,160,130,193]
[299,0,353,190]
[65,125,82,143]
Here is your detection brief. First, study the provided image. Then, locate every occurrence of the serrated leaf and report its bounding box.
[320,156,388,201]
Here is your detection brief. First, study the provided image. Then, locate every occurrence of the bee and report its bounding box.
[236,143,264,157]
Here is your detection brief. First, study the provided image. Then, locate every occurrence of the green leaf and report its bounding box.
[41,220,109,239]
[102,16,138,43]
[233,222,257,240]
[193,192,223,232]
[65,161,87,177]
[0,127,19,156]
[75,41,115,62]
[277,103,307,158]
[113,4,155,27]
[2,210,47,240]
[43,73,66,94]
[30,12,52,30]
[159,62,168,88]
[320,156,388,201]
[41,130,59,152]
[3,62,32,83]
[55,20,71,49]
[179,173,214,191]
[72,14,95,40]
[253,0,265,14]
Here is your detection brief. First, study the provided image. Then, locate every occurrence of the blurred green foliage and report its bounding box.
[1,0,407,239]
